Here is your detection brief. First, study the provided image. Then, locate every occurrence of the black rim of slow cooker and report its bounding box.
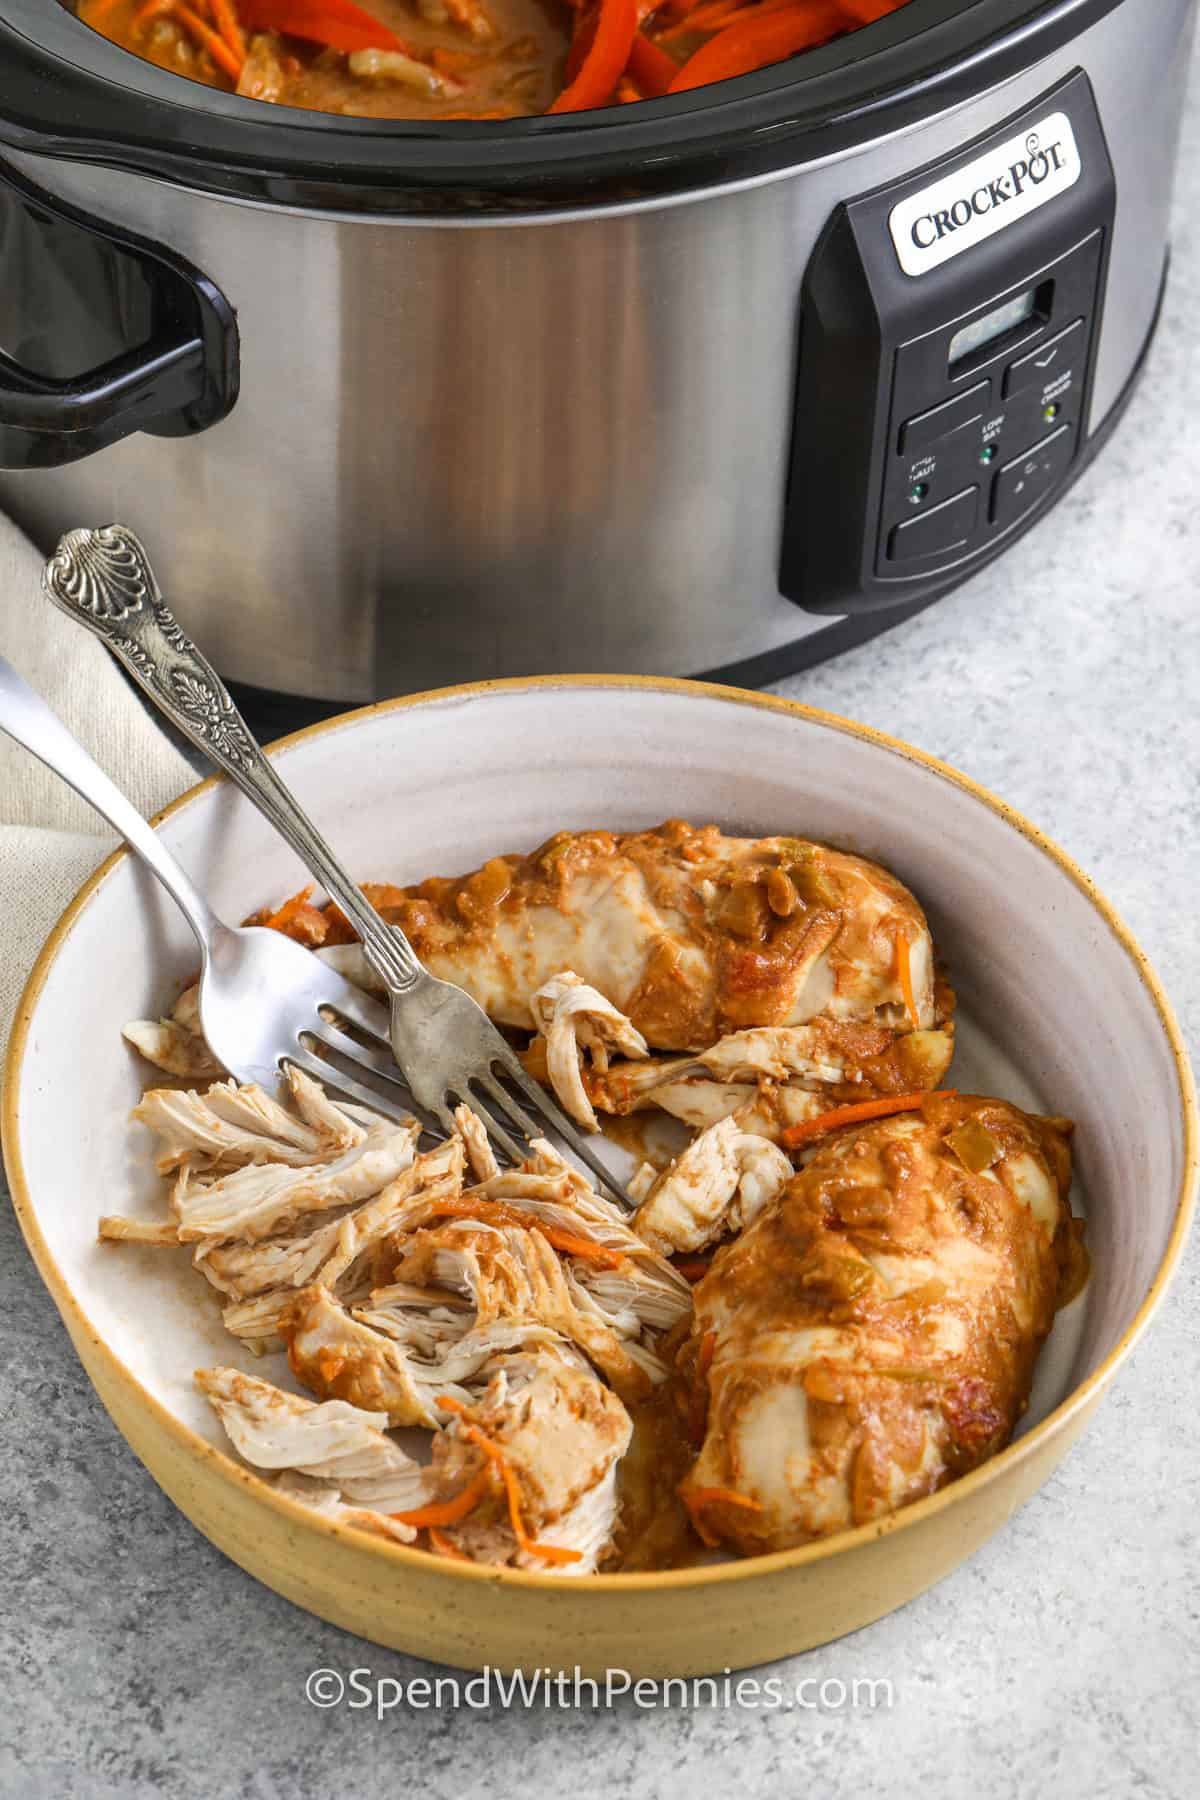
[0,0,1123,213]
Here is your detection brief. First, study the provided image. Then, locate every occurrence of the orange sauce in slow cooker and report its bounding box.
[75,0,913,122]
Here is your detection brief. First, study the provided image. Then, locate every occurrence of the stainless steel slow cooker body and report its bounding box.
[0,0,1193,701]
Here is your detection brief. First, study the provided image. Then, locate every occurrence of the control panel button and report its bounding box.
[990,425,1073,527]
[899,380,990,456]
[888,487,979,563]
[1003,320,1084,399]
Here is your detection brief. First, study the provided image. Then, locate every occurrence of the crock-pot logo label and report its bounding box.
[889,113,1082,277]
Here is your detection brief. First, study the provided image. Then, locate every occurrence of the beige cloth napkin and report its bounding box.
[0,513,194,1069]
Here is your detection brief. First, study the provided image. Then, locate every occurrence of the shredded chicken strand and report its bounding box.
[529,971,649,1131]
[633,1113,793,1256]
[196,1365,424,1541]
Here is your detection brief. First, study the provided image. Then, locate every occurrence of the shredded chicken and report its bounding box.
[587,1016,954,1139]
[453,1103,500,1182]
[287,1283,452,1427]
[632,1113,793,1255]
[347,49,452,95]
[98,1216,182,1246]
[385,1223,664,1403]
[169,1118,419,1245]
[697,1026,848,1086]
[285,1276,578,1426]
[236,32,288,103]
[529,971,649,1131]
[131,1071,363,1174]
[194,1140,465,1301]
[413,1352,631,1573]
[196,1365,423,1541]
[627,1161,658,1206]
[610,1068,827,1141]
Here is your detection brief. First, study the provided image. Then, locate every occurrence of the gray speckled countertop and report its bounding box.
[4,66,1200,1800]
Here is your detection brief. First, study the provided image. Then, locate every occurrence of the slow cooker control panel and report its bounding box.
[880,234,1102,575]
[781,73,1116,618]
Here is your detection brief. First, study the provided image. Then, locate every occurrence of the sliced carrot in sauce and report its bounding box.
[782,1090,956,1149]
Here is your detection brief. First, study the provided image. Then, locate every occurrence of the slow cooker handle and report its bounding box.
[0,158,239,472]
[0,332,210,441]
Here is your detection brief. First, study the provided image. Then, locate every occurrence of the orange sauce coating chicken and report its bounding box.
[257,823,956,1098]
[677,1093,1078,1554]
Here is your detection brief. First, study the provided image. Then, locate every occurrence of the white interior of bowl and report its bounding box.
[8,685,1188,1469]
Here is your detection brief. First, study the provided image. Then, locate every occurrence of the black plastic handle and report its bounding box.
[0,334,206,435]
[0,155,239,471]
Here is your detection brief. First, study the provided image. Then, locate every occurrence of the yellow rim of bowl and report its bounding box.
[3,675,1197,1594]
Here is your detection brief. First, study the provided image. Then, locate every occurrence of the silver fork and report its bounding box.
[0,651,404,1113]
[40,522,629,1206]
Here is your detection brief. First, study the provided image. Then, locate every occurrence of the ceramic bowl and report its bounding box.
[3,678,1195,1677]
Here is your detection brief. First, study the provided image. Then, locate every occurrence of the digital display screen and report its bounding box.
[949,289,1038,368]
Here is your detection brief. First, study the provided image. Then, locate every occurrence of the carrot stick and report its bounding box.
[494,1450,583,1565]
[132,0,172,23]
[550,0,638,111]
[655,0,741,39]
[668,0,844,91]
[391,1468,492,1527]
[781,1089,956,1148]
[541,1228,625,1267]
[428,1525,472,1560]
[674,1256,713,1283]
[209,0,248,57]
[565,7,598,81]
[895,926,919,1028]
[684,1484,763,1513]
[697,1329,716,1376]
[626,30,678,94]
[655,0,802,43]
[679,1483,763,1545]
[175,3,246,78]
[238,0,408,52]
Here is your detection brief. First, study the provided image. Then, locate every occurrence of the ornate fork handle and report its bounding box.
[42,523,423,994]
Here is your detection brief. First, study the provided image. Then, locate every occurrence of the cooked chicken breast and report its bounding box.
[678,1093,1077,1555]
[274,823,952,1075]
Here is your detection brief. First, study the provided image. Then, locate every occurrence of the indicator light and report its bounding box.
[909,482,930,504]
[1043,401,1062,424]
[979,445,997,465]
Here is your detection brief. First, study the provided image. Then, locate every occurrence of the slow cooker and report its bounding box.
[0,0,1194,702]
